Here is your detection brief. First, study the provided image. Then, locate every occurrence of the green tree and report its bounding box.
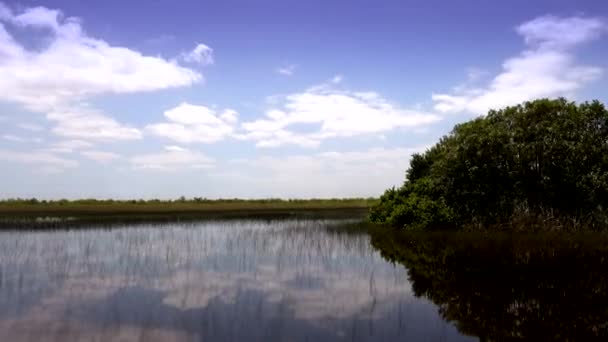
[371,98,608,231]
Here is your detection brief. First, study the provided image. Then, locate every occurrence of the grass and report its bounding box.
[0,197,376,215]
[0,198,377,228]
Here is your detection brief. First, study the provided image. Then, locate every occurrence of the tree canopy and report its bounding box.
[370,98,608,231]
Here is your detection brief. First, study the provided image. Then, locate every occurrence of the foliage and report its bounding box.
[370,178,455,230]
[370,98,608,231]
[0,198,377,226]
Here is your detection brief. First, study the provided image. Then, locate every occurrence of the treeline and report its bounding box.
[371,98,608,231]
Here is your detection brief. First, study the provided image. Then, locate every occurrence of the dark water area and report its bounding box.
[371,230,608,341]
[0,218,605,341]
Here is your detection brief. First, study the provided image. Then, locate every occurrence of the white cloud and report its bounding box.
[241,82,440,148]
[276,64,296,76]
[517,15,606,49]
[0,149,78,169]
[218,147,426,198]
[146,103,238,144]
[164,145,187,152]
[45,140,93,153]
[47,107,142,141]
[0,3,202,143]
[80,150,121,162]
[0,4,201,111]
[219,109,238,124]
[12,5,63,30]
[131,147,214,170]
[181,43,214,66]
[433,15,606,115]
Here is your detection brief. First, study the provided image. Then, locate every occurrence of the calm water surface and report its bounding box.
[0,219,472,342]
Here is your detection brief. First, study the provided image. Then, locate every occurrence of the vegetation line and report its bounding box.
[0,197,377,217]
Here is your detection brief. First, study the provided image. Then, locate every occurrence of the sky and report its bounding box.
[0,0,607,199]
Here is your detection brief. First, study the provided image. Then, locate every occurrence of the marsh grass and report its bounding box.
[0,198,375,229]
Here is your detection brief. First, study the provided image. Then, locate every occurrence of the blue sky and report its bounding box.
[0,0,607,199]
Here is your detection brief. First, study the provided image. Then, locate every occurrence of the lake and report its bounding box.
[0,218,606,341]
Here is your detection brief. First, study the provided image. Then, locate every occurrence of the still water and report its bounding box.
[2,219,607,341]
[0,219,472,341]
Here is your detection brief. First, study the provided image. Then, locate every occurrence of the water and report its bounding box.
[3,219,605,341]
[0,219,471,342]
[370,230,608,341]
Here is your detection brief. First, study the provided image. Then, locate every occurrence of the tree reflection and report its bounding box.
[370,231,608,341]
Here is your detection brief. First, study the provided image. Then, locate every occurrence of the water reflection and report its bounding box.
[371,231,608,341]
[0,219,470,341]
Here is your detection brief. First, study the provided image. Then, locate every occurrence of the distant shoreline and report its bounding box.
[0,198,376,228]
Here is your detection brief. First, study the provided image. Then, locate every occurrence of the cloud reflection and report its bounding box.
[0,220,472,341]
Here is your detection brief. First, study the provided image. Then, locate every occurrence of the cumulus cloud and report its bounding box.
[0,4,201,111]
[432,15,606,115]
[131,147,214,170]
[0,3,202,143]
[181,43,214,65]
[240,82,440,148]
[47,107,142,141]
[146,103,238,144]
[276,64,296,76]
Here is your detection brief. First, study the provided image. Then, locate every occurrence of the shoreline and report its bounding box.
[0,200,374,229]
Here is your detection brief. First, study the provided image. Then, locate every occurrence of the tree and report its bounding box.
[370,98,608,231]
